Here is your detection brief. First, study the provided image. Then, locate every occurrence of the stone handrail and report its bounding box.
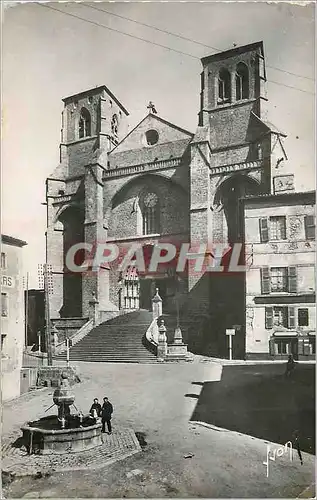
[103,157,182,179]
[55,318,94,354]
[145,317,159,347]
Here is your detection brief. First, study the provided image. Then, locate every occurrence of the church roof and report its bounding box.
[201,41,264,66]
[62,85,129,116]
[109,113,194,153]
[251,112,287,137]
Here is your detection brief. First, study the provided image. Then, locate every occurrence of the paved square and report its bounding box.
[2,360,315,498]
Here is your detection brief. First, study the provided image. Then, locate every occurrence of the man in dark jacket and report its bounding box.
[285,354,296,378]
[101,397,113,434]
[90,398,102,418]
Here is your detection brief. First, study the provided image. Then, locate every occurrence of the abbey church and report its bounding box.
[46,41,315,360]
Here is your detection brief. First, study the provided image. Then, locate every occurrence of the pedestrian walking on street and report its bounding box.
[90,398,102,418]
[293,431,303,465]
[101,397,113,434]
[285,354,296,378]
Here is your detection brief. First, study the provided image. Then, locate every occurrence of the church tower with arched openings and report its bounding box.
[189,41,290,357]
[46,86,129,319]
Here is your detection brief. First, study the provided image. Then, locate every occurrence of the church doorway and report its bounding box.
[119,268,173,312]
[214,174,261,244]
[139,278,169,311]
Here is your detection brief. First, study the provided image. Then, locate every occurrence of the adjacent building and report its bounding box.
[1,234,27,400]
[243,191,315,359]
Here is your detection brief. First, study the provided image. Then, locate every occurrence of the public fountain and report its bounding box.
[21,372,102,455]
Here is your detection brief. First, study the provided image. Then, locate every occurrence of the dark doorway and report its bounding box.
[139,279,153,310]
[214,174,260,244]
[139,277,169,311]
[59,206,84,318]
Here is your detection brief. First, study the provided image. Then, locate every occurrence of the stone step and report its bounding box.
[56,310,156,363]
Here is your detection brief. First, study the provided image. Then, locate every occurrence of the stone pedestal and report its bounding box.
[166,325,188,360]
[166,343,188,360]
[152,288,162,320]
[37,366,80,388]
[89,292,99,326]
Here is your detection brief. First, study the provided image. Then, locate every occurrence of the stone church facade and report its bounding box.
[46,41,296,358]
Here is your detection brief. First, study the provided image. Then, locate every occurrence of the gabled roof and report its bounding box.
[62,85,129,116]
[251,112,287,137]
[109,113,194,153]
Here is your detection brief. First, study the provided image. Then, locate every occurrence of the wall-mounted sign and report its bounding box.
[1,275,15,288]
[273,175,294,193]
[226,329,235,336]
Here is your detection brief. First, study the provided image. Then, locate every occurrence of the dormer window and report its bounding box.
[111,114,119,136]
[218,69,231,104]
[79,108,91,138]
[236,63,249,100]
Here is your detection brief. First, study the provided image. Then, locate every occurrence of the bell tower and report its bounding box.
[47,85,129,320]
[199,41,267,132]
[191,41,272,250]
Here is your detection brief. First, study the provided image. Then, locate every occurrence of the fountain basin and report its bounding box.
[21,415,102,455]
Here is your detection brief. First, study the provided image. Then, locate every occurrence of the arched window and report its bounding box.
[235,63,249,100]
[78,108,91,138]
[141,192,160,235]
[111,114,119,136]
[218,69,231,104]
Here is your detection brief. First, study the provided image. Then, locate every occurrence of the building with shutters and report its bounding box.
[1,234,28,400]
[243,191,315,360]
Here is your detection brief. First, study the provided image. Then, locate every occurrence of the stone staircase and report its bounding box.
[56,310,156,363]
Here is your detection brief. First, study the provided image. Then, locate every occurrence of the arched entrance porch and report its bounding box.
[118,244,183,313]
[213,174,261,244]
[58,205,85,317]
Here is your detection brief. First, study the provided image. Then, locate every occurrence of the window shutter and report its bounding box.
[288,307,295,329]
[259,218,269,242]
[261,267,270,294]
[304,215,315,240]
[265,307,273,329]
[288,266,297,293]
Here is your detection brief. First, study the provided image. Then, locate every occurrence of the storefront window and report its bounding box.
[275,340,288,355]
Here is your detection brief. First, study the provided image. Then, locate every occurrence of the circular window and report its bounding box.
[145,129,159,146]
[143,192,158,208]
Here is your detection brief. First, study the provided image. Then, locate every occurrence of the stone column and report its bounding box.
[152,288,163,320]
[157,319,167,362]
[188,139,213,314]
[89,292,99,326]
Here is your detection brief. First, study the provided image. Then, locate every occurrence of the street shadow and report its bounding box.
[188,363,315,455]
[191,382,204,386]
[184,393,199,399]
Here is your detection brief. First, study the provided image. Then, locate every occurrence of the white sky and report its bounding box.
[2,1,315,288]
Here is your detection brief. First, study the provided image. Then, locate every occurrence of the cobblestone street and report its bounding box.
[2,360,315,498]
